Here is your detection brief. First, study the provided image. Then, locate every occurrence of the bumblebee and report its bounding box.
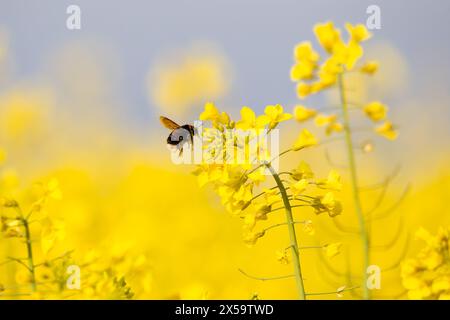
[160,116,195,155]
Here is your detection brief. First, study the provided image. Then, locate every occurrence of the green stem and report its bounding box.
[338,72,370,300]
[22,218,37,292]
[265,162,306,300]
[306,286,359,296]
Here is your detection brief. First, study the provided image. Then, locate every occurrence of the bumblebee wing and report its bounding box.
[160,116,181,130]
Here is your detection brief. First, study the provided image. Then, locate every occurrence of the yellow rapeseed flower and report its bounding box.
[296,82,312,99]
[314,114,343,135]
[401,227,450,300]
[291,42,320,81]
[264,104,292,129]
[332,40,364,70]
[235,106,270,130]
[263,188,281,206]
[375,121,398,140]
[364,101,388,122]
[360,61,379,74]
[291,161,314,181]
[323,242,342,258]
[247,167,266,185]
[293,105,317,122]
[345,23,372,43]
[317,170,342,191]
[294,41,320,63]
[314,192,342,217]
[290,62,316,81]
[149,49,229,113]
[292,129,318,151]
[314,22,342,54]
[41,218,66,256]
[243,230,265,246]
[290,179,308,197]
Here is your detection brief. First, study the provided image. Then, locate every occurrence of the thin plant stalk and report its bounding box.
[266,162,306,300]
[15,206,37,292]
[338,72,370,299]
[22,218,37,292]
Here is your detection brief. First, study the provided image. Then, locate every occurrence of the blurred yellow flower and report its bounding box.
[375,121,398,140]
[0,89,51,144]
[332,41,364,70]
[263,188,281,206]
[314,22,342,54]
[314,113,343,135]
[243,230,265,246]
[290,62,315,82]
[402,227,450,300]
[46,178,63,200]
[317,170,342,191]
[364,101,388,122]
[291,42,320,81]
[323,242,342,258]
[292,129,318,151]
[345,23,371,43]
[290,179,308,197]
[253,203,270,221]
[360,61,379,74]
[41,218,66,255]
[247,167,266,185]
[314,192,342,217]
[296,82,312,99]
[148,47,230,113]
[291,161,314,180]
[294,41,320,63]
[293,105,317,122]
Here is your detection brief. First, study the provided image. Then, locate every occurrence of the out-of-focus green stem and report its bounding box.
[266,162,306,300]
[22,218,37,292]
[338,72,370,300]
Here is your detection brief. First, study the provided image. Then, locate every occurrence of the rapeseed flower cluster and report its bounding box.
[289,22,402,300]
[401,227,450,300]
[291,22,397,140]
[191,102,345,299]
[0,157,150,299]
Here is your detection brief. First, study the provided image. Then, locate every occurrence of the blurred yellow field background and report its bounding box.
[1,10,450,300]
